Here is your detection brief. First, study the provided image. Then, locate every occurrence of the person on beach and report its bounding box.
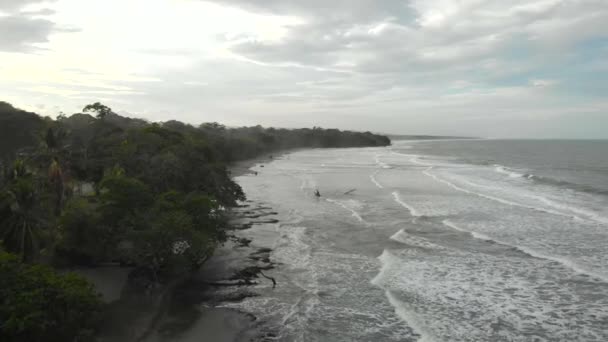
[314,189,321,198]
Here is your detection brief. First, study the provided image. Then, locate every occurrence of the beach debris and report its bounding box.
[344,189,356,195]
[260,271,277,289]
[314,189,321,197]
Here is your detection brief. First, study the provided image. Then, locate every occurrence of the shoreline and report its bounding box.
[230,148,303,178]
[80,150,295,342]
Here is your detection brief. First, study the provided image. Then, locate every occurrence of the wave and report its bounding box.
[442,220,608,283]
[325,198,366,224]
[371,250,438,342]
[530,174,608,197]
[375,154,391,169]
[423,168,584,221]
[493,164,608,197]
[445,173,608,225]
[385,291,437,342]
[390,229,445,250]
[493,164,528,178]
[370,171,384,189]
[442,220,493,241]
[524,194,608,225]
[391,192,422,217]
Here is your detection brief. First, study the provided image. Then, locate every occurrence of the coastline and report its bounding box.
[142,152,288,341]
[78,150,296,341]
[91,152,288,341]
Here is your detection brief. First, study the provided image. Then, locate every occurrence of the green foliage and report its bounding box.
[0,102,45,159]
[0,163,47,262]
[0,250,102,342]
[56,198,104,265]
[82,102,112,119]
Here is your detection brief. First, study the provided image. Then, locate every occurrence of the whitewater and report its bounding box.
[225,140,608,341]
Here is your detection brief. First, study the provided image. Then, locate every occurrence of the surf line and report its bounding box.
[451,176,593,224]
[371,251,439,342]
[325,198,368,225]
[443,220,608,283]
[370,170,384,189]
[374,154,391,169]
[392,191,422,218]
[422,167,582,221]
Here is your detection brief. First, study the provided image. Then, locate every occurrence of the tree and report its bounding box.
[0,250,102,342]
[48,158,64,216]
[0,161,45,262]
[82,102,112,120]
[56,198,104,265]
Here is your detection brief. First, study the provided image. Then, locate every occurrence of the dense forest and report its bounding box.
[0,101,390,341]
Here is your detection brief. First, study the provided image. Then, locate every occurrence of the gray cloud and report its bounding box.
[214,0,608,78]
[0,15,55,52]
[0,0,72,52]
[0,0,56,12]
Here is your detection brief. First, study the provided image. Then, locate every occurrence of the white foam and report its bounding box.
[390,229,445,250]
[372,245,608,341]
[450,174,604,224]
[423,168,580,221]
[494,164,525,178]
[372,250,438,342]
[443,220,492,241]
[391,191,421,217]
[410,157,431,166]
[326,198,366,223]
[443,220,608,283]
[385,291,438,342]
[370,171,384,189]
[525,193,608,225]
[375,154,391,169]
[272,226,312,268]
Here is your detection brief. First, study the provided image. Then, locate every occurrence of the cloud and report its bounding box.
[0,0,74,52]
[0,0,51,12]
[0,15,56,52]
[216,0,608,76]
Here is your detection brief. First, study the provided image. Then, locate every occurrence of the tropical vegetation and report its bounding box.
[0,100,390,341]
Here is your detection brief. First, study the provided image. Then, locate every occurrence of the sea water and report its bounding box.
[227,140,608,341]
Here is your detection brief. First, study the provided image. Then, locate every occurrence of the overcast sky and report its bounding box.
[1,0,607,138]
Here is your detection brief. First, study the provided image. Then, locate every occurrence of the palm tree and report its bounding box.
[0,161,42,262]
[48,158,65,215]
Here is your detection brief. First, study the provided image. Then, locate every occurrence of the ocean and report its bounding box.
[227,139,608,341]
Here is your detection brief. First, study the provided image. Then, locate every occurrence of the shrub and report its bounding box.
[0,250,102,342]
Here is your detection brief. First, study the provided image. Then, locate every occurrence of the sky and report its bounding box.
[1,0,608,138]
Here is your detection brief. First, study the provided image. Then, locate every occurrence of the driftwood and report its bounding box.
[259,271,277,289]
[344,189,357,195]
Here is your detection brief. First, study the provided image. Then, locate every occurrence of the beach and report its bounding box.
[213,141,608,341]
[88,140,608,341]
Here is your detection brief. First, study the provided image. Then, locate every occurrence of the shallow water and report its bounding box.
[227,141,608,341]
